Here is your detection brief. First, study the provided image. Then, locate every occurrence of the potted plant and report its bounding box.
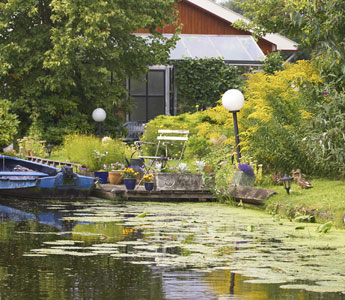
[122,166,140,190]
[94,164,109,184]
[142,174,155,191]
[231,163,256,186]
[93,150,109,184]
[108,162,125,185]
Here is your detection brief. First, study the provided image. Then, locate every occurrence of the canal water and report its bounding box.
[0,198,344,300]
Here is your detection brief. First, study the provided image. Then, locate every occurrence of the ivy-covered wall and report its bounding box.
[173,58,243,113]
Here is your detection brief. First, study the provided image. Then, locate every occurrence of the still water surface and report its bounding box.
[0,198,344,300]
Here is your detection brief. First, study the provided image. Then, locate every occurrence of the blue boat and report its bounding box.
[0,155,95,200]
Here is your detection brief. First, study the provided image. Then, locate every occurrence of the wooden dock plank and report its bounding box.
[92,184,216,202]
[92,184,275,205]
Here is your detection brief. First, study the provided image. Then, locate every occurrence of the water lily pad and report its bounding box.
[117,241,148,245]
[43,240,83,245]
[129,261,156,265]
[23,253,48,257]
[280,284,345,293]
[244,279,288,284]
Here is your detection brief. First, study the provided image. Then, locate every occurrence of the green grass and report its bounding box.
[263,178,345,226]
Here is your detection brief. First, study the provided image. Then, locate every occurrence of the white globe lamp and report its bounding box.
[92,108,107,139]
[92,108,106,122]
[222,89,245,163]
[222,89,244,112]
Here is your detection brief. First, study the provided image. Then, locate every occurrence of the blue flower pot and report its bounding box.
[94,171,108,184]
[124,178,136,190]
[144,182,154,191]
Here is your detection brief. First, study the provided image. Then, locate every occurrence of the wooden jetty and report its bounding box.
[25,156,83,171]
[92,184,217,202]
[92,184,276,204]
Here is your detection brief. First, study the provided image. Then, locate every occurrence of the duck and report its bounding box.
[291,169,312,189]
[272,171,283,185]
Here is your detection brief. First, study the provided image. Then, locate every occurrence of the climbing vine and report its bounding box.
[174,58,243,113]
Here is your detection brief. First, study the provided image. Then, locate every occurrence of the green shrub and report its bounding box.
[0,99,19,149]
[140,108,235,160]
[62,134,128,171]
[239,60,321,174]
[262,52,284,74]
[185,135,212,159]
[174,57,243,113]
[303,84,345,177]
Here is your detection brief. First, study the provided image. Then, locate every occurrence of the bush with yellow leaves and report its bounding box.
[239,60,321,173]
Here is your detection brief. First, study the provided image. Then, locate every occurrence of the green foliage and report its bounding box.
[234,0,345,90]
[302,85,345,177]
[174,58,243,112]
[262,52,284,75]
[140,107,236,159]
[62,134,127,171]
[239,60,321,173]
[17,136,46,158]
[185,136,212,160]
[317,221,333,233]
[0,99,19,148]
[0,0,179,143]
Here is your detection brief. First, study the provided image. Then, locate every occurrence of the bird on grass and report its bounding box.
[291,169,312,189]
[272,171,283,185]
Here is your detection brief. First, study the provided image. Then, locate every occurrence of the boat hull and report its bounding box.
[0,174,95,199]
[0,156,95,200]
[0,186,92,200]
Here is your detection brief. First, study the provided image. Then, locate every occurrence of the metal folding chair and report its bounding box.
[118,121,146,144]
[134,129,189,175]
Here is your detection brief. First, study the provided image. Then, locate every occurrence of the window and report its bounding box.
[129,70,166,122]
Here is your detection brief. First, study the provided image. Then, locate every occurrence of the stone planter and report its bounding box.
[231,171,255,187]
[108,170,123,185]
[155,173,203,191]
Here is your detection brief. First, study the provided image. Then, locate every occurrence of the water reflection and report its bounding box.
[0,198,344,300]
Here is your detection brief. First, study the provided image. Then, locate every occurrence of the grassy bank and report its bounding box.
[262,178,345,227]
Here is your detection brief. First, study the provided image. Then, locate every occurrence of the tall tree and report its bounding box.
[0,0,179,143]
[233,0,345,90]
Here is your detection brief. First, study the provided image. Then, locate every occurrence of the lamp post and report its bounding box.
[279,174,293,194]
[92,108,107,140]
[222,89,244,163]
[45,144,53,157]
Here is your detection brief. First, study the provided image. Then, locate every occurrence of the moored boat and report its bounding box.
[0,155,95,200]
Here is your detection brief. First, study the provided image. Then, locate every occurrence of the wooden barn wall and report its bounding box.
[135,1,275,54]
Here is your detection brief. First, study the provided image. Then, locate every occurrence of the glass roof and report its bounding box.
[136,34,265,65]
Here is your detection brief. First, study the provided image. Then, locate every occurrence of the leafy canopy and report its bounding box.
[0,99,19,148]
[174,57,242,113]
[239,60,322,173]
[0,0,179,143]
[233,0,345,89]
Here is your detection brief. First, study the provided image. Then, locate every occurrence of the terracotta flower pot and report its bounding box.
[108,170,123,185]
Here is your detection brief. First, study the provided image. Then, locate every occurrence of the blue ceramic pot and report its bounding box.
[124,178,136,190]
[144,182,154,191]
[94,171,108,184]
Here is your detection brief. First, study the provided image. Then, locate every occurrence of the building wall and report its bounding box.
[135,1,275,54]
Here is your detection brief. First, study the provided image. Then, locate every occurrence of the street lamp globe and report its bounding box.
[92,108,106,122]
[92,108,106,140]
[222,89,245,163]
[222,89,244,112]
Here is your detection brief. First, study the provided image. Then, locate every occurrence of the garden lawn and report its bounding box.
[263,178,345,227]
